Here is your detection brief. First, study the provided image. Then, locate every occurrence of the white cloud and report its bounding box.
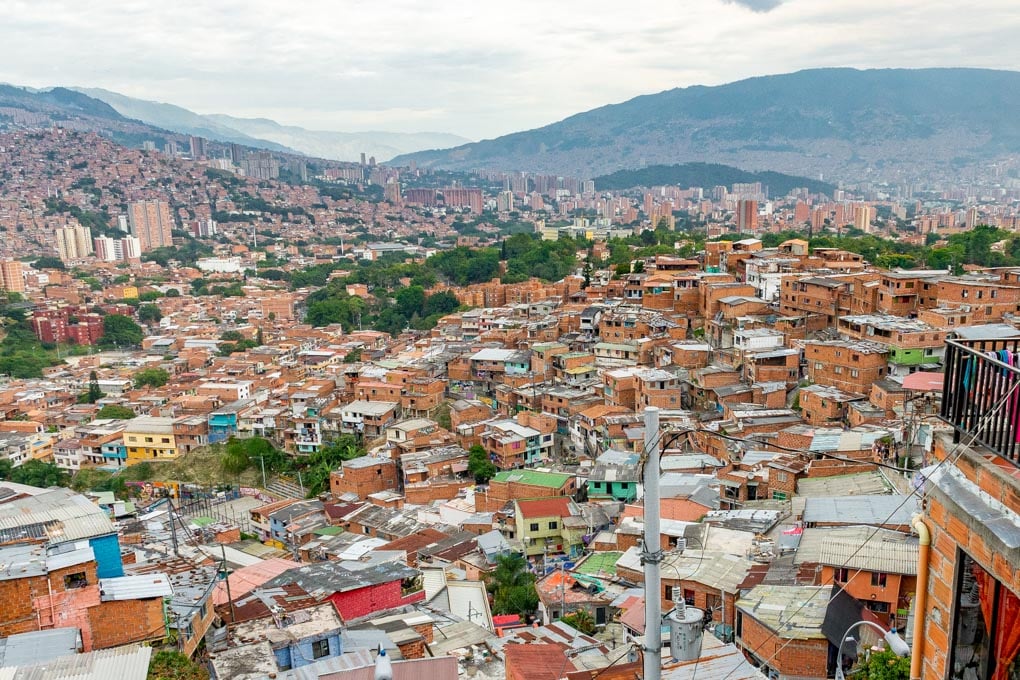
[0,0,1018,139]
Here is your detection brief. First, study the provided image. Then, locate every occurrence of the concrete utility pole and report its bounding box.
[642,407,662,680]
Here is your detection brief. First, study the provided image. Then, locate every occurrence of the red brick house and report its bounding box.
[263,560,425,621]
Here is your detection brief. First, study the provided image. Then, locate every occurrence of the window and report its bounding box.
[145,437,153,443]
[64,571,88,589]
[815,362,824,370]
[851,369,859,378]
[161,437,170,444]
[871,572,888,587]
[950,552,1020,680]
[834,568,850,583]
[548,521,558,530]
[684,589,696,606]
[530,523,539,531]
[312,639,330,659]
[834,366,843,374]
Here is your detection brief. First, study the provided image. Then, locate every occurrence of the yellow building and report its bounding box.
[513,497,585,558]
[124,416,179,462]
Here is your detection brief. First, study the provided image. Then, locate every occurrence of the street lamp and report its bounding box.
[835,621,910,680]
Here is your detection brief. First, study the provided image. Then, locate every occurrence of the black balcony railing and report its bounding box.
[941,338,1020,467]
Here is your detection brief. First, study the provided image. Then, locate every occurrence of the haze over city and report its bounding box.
[1,2,1020,680]
[4,0,1020,139]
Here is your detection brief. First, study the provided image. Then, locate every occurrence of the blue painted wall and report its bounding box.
[273,633,342,670]
[89,533,124,578]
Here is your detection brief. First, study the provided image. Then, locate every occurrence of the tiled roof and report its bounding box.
[516,497,574,519]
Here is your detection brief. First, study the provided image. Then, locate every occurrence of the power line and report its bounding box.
[709,377,1020,680]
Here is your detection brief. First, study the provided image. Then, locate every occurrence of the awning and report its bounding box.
[902,371,943,392]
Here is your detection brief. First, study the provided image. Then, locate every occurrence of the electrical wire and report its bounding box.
[708,376,1020,680]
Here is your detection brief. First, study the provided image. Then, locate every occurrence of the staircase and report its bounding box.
[266,476,305,499]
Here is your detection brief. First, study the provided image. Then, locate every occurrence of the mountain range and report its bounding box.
[0,84,469,163]
[392,68,1020,182]
[74,88,470,162]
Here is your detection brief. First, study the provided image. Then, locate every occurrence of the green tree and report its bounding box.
[31,256,66,271]
[96,404,136,419]
[488,553,538,617]
[79,370,105,404]
[468,444,497,483]
[343,347,362,363]
[137,304,162,323]
[300,435,366,496]
[395,285,427,318]
[147,650,209,680]
[423,290,460,316]
[134,367,170,389]
[850,647,910,680]
[561,609,596,635]
[221,437,282,476]
[100,314,144,347]
[4,460,70,488]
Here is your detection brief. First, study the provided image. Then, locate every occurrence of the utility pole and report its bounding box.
[167,500,179,557]
[642,407,662,680]
[559,562,566,621]
[221,543,236,624]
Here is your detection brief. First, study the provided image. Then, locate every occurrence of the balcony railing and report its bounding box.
[941,338,1020,467]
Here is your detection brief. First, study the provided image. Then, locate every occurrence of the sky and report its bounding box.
[4,0,1020,141]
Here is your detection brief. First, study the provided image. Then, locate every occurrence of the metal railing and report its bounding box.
[941,338,1020,467]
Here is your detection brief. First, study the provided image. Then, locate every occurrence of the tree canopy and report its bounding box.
[134,367,170,389]
[100,314,144,347]
[95,404,136,419]
[488,553,539,617]
[468,444,497,483]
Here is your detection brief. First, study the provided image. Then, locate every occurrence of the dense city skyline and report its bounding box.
[4,0,1020,139]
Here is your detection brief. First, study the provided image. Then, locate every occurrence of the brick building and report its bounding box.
[264,561,425,622]
[478,469,576,513]
[330,456,398,500]
[912,338,1020,680]
[803,340,889,394]
[735,585,831,680]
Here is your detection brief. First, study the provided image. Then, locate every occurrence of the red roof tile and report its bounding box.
[516,497,573,519]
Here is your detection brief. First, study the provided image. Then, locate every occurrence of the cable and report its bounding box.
[709,376,1020,680]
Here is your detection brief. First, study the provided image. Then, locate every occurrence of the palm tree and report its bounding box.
[488,554,539,617]
[562,608,595,634]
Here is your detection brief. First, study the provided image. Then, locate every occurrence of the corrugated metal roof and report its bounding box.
[0,644,151,680]
[794,526,919,574]
[796,472,893,498]
[802,495,917,526]
[662,634,767,680]
[0,489,116,546]
[99,574,173,601]
[736,585,830,639]
[0,628,80,668]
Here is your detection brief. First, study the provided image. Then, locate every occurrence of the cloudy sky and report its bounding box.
[4,0,1020,140]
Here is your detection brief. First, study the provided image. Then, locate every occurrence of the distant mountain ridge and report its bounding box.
[73,88,295,153]
[0,84,181,149]
[391,67,1020,181]
[594,163,835,196]
[75,88,470,163]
